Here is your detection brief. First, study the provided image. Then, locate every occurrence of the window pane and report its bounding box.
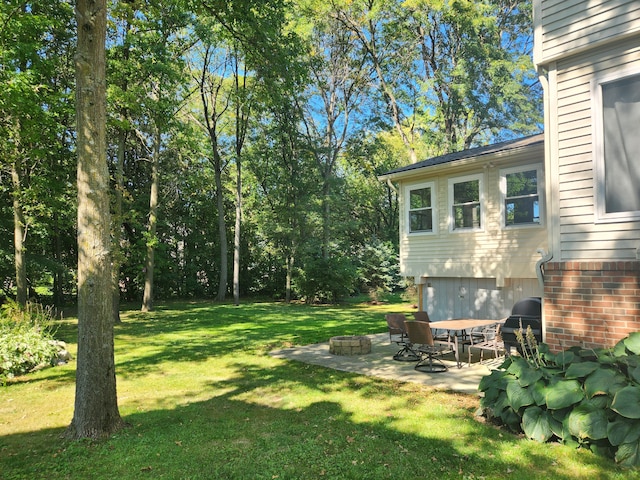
[410,210,433,231]
[602,74,640,214]
[505,198,539,225]
[506,171,537,196]
[453,204,480,228]
[453,180,479,204]
[410,188,431,209]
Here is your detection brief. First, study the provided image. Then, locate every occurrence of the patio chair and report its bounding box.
[467,324,504,366]
[385,314,419,362]
[413,311,450,343]
[404,320,454,373]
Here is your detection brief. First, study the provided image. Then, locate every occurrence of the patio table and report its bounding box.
[429,318,504,368]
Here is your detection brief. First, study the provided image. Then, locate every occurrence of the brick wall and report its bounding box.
[543,261,640,351]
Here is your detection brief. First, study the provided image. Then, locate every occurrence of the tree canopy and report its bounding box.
[1,0,542,307]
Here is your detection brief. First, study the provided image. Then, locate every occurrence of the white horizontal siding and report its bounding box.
[551,37,640,260]
[537,0,640,64]
[398,152,547,282]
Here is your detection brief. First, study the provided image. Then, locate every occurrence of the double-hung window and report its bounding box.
[501,165,542,227]
[449,174,483,231]
[592,68,640,222]
[407,182,435,234]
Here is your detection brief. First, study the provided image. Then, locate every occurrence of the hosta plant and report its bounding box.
[479,330,640,467]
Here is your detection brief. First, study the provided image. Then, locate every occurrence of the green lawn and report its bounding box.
[1,299,637,479]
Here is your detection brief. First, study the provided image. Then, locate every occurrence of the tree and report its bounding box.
[328,0,542,157]
[67,0,124,440]
[1,1,76,307]
[298,13,369,258]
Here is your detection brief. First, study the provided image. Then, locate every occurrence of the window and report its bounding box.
[407,183,435,233]
[449,174,483,231]
[592,69,640,222]
[501,166,542,227]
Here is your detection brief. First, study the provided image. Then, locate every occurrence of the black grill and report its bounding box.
[502,297,542,355]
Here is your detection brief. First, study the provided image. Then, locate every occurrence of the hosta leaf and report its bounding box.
[506,379,534,411]
[500,407,522,432]
[505,356,543,386]
[568,404,608,440]
[608,418,640,446]
[615,440,640,467]
[630,365,640,385]
[531,380,547,406]
[612,339,628,358]
[623,332,640,355]
[546,380,584,410]
[584,368,627,398]
[564,361,599,379]
[553,350,576,366]
[522,405,553,442]
[478,369,509,392]
[506,356,532,377]
[612,385,640,419]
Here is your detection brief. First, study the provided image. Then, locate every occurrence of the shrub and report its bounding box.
[354,239,401,302]
[478,330,640,466]
[0,301,60,382]
[295,253,358,304]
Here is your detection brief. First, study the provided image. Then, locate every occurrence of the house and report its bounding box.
[533,0,640,350]
[378,134,547,322]
[381,0,640,352]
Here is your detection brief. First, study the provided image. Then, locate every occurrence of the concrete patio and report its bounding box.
[269,332,505,395]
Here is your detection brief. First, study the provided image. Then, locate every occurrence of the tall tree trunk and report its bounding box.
[11,160,27,306]
[142,131,160,312]
[67,0,124,440]
[112,129,125,323]
[214,150,227,301]
[233,156,241,306]
[285,254,293,304]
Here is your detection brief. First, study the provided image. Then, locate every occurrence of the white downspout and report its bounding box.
[538,65,554,344]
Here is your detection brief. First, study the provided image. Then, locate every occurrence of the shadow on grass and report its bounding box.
[2,355,628,480]
[3,301,635,479]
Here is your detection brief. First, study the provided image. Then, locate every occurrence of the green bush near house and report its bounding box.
[0,301,59,381]
[479,330,640,467]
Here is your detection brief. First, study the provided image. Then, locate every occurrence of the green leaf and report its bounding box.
[608,418,640,446]
[612,385,640,419]
[478,369,509,392]
[545,380,584,410]
[564,361,599,379]
[506,378,535,411]
[522,405,554,442]
[531,380,547,406]
[623,332,640,355]
[568,404,608,440]
[554,350,576,366]
[615,440,640,467]
[612,340,628,357]
[630,365,640,384]
[506,356,543,386]
[584,368,627,398]
[500,407,522,432]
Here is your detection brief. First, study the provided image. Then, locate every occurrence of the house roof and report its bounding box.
[379,133,544,180]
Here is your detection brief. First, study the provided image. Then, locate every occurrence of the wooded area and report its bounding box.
[1,0,542,310]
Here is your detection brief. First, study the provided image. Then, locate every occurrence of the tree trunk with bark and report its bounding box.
[67,0,124,440]
[11,159,27,306]
[141,129,160,312]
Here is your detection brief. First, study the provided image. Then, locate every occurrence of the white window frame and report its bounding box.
[448,173,484,233]
[500,164,544,229]
[591,65,640,223]
[405,181,437,235]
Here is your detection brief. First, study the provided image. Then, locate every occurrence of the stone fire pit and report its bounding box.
[329,335,371,356]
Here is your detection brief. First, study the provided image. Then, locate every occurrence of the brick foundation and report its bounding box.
[543,261,640,351]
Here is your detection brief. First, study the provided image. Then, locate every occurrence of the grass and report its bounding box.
[1,298,638,479]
